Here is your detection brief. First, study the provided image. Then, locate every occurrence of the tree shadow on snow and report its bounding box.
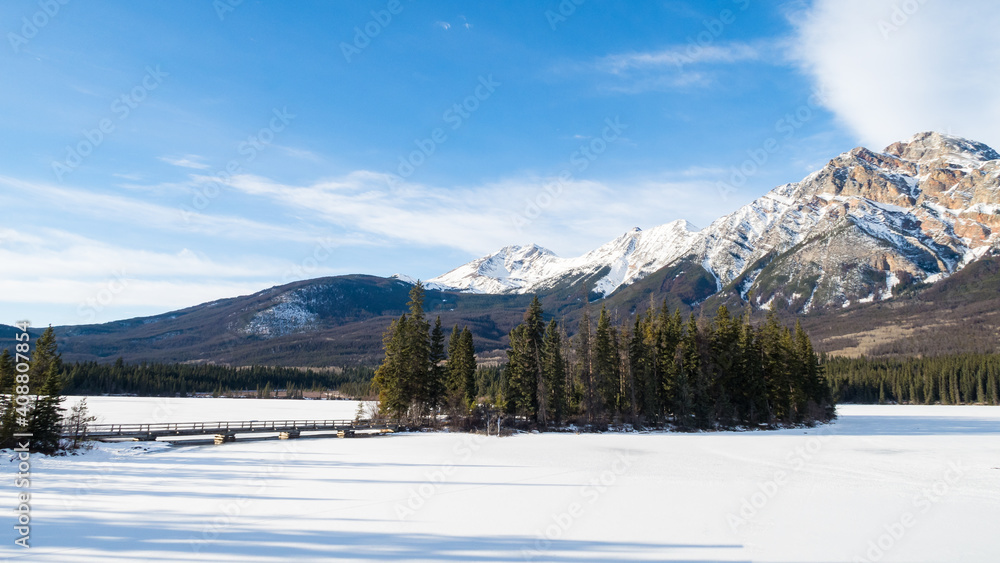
[24,520,748,562]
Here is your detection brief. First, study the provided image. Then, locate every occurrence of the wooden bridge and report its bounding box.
[71,419,398,445]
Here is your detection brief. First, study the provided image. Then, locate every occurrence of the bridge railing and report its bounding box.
[78,419,391,436]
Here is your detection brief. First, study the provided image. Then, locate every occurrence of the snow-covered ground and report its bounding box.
[3,402,999,562]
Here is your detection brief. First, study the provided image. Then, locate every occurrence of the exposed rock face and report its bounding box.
[430,132,1000,312]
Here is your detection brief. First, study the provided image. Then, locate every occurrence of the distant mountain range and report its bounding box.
[429,132,1000,312]
[8,132,1000,366]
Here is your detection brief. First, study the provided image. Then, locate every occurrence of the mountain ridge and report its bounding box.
[430,132,1000,312]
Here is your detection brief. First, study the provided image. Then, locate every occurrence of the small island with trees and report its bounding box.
[372,282,836,432]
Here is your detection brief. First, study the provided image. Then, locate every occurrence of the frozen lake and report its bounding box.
[4,401,1000,562]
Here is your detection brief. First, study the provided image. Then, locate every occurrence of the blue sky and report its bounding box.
[3,0,999,325]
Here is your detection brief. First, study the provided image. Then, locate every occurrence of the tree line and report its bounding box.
[824,354,1000,405]
[500,297,834,429]
[373,283,835,429]
[57,360,373,397]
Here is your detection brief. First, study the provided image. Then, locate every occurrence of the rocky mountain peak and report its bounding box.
[884,131,1000,166]
[429,132,1000,313]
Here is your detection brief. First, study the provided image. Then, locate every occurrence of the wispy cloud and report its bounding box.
[597,43,761,74]
[0,176,314,242]
[277,145,322,162]
[584,41,767,93]
[435,21,451,30]
[220,170,728,257]
[159,154,211,169]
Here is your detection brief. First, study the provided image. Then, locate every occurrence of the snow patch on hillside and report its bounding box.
[242,296,317,337]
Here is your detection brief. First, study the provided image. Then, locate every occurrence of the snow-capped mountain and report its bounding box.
[429,132,1000,312]
[695,131,1000,311]
[428,220,700,297]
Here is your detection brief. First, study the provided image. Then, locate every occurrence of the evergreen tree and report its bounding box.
[427,317,447,413]
[737,313,768,425]
[448,327,477,409]
[504,297,546,423]
[593,306,619,416]
[674,314,699,428]
[31,327,60,381]
[542,319,567,426]
[28,329,65,454]
[686,314,713,429]
[658,307,683,424]
[759,311,791,422]
[9,327,66,454]
[524,296,546,424]
[373,314,410,419]
[710,306,741,427]
[630,315,654,423]
[575,310,595,424]
[403,282,431,417]
[0,349,16,448]
[505,324,536,418]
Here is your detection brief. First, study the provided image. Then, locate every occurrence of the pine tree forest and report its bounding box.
[371,283,837,430]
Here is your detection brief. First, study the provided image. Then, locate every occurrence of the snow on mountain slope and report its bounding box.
[428,132,1000,311]
[693,132,1000,310]
[428,220,700,297]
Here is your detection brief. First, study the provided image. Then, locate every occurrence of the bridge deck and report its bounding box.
[72,419,397,440]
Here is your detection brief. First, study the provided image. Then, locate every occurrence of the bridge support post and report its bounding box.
[279,430,300,440]
[214,434,236,445]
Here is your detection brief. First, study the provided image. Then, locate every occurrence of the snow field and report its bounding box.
[2,402,998,562]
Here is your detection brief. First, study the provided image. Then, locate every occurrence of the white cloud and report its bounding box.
[277,145,322,162]
[598,43,761,74]
[435,21,451,30]
[0,176,314,242]
[791,0,1000,149]
[221,171,727,258]
[159,154,211,169]
[591,42,766,93]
